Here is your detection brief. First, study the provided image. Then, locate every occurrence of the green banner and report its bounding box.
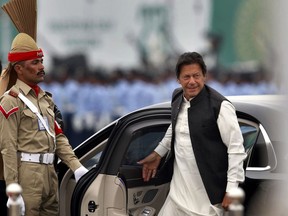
[210,0,271,68]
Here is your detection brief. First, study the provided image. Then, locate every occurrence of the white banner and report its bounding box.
[38,0,211,70]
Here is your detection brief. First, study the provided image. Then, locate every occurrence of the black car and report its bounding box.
[57,95,288,216]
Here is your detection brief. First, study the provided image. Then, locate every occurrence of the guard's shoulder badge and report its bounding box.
[8,90,19,98]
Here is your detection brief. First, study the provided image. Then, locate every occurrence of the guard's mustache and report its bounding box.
[37,70,45,75]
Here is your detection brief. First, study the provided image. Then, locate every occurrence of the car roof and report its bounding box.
[142,94,288,141]
[229,95,287,141]
[144,94,286,111]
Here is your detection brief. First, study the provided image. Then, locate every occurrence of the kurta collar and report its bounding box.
[183,95,193,102]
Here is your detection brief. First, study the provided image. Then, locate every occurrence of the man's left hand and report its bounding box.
[222,193,232,211]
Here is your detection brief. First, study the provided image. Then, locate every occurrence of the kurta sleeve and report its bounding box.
[217,100,247,192]
[154,124,172,157]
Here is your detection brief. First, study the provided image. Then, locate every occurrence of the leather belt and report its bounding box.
[20,152,55,165]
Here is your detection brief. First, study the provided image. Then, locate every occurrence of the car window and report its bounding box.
[80,116,271,174]
[239,120,259,153]
[238,119,260,168]
[245,122,278,171]
[83,151,102,170]
[121,119,260,167]
[81,139,107,170]
[247,131,268,167]
[122,125,168,166]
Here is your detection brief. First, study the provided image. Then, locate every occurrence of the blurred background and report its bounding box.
[0,0,287,147]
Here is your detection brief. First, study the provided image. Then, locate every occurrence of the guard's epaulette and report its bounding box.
[8,90,19,98]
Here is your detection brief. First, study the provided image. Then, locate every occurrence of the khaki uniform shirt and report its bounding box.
[0,79,81,185]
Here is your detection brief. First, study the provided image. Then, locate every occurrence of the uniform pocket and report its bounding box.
[22,109,37,130]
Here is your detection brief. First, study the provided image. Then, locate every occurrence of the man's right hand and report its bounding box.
[137,151,162,182]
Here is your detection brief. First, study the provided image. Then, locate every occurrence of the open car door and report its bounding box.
[59,107,172,216]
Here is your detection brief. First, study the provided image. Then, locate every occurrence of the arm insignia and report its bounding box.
[0,105,19,119]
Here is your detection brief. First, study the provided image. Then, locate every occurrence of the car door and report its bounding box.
[67,107,172,216]
[58,122,115,216]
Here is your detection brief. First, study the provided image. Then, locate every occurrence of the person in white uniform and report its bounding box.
[138,52,247,216]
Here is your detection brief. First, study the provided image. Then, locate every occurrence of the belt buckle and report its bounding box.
[39,154,44,164]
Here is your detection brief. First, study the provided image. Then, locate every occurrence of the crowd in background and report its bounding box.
[40,57,279,147]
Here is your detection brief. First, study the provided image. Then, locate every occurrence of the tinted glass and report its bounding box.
[122,126,168,166]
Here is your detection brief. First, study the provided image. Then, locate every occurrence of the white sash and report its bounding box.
[18,92,56,148]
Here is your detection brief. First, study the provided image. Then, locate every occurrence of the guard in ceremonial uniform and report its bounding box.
[0,33,88,216]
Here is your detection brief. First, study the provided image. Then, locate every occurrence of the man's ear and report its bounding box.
[13,64,22,74]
